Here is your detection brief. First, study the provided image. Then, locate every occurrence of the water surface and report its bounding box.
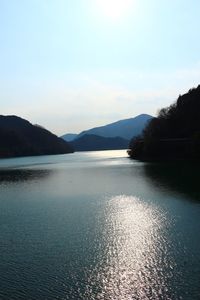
[0,150,200,299]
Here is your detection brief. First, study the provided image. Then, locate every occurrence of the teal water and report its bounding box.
[0,150,200,299]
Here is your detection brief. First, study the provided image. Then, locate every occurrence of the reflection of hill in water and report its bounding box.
[0,169,51,183]
[144,162,200,201]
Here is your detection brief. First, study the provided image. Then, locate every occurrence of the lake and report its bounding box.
[0,150,200,299]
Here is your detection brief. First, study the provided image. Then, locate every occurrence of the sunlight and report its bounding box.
[96,0,133,21]
[85,195,166,299]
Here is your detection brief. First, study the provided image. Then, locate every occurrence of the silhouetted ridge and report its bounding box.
[61,133,78,142]
[71,134,129,151]
[77,114,153,140]
[0,115,74,158]
[128,85,200,160]
[61,114,153,142]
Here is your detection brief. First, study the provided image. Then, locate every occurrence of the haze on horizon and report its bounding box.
[1,0,200,135]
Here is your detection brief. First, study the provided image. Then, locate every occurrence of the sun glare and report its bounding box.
[96,0,133,21]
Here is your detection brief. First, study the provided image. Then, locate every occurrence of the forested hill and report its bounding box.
[71,134,129,151]
[0,115,74,158]
[129,85,200,160]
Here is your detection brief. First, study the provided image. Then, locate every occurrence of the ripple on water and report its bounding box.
[72,195,177,300]
[0,188,197,299]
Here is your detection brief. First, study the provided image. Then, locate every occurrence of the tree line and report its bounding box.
[129,85,200,160]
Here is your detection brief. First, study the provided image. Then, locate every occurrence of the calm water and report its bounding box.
[0,150,200,300]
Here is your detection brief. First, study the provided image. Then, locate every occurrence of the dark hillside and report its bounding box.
[71,134,129,151]
[129,85,200,160]
[0,115,74,158]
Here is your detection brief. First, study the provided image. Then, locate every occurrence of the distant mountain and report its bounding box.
[0,115,74,158]
[61,114,153,143]
[70,134,129,151]
[60,114,153,152]
[76,114,153,140]
[61,133,78,142]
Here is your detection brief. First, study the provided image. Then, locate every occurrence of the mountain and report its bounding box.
[128,85,200,160]
[0,115,74,158]
[70,134,129,151]
[61,133,78,142]
[60,114,153,152]
[77,114,153,140]
[61,114,153,142]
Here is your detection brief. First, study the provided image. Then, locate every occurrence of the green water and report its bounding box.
[0,150,200,299]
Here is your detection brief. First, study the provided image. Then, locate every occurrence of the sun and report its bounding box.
[96,0,133,21]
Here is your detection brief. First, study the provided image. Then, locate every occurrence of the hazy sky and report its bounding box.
[1,0,200,135]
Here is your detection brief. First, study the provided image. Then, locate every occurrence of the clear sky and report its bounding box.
[1,0,200,135]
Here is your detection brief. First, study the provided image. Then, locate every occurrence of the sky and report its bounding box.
[1,0,200,135]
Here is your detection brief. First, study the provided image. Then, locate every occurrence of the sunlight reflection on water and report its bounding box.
[81,195,174,300]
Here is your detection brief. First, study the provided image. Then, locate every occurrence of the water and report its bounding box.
[0,150,200,299]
